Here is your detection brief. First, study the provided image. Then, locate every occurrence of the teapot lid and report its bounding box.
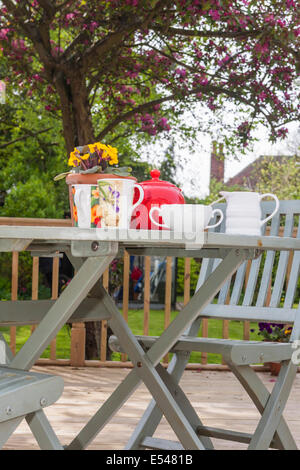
[141,169,181,190]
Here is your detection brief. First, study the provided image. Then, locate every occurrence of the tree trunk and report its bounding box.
[55,72,103,360]
[54,70,95,154]
[85,322,101,360]
[53,72,76,155]
[70,74,95,146]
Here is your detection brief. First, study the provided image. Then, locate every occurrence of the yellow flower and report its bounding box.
[106,145,118,165]
[68,142,118,167]
[68,150,81,167]
[284,326,292,335]
[88,144,97,153]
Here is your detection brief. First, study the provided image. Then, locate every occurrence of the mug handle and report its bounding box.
[149,206,169,228]
[260,193,280,226]
[205,208,224,229]
[211,196,226,206]
[131,184,144,213]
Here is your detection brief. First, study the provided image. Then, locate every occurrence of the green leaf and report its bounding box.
[53,171,71,181]
[80,165,101,174]
[110,166,132,176]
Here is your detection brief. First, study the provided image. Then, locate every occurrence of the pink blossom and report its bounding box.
[258,91,267,101]
[159,117,171,131]
[255,42,269,54]
[277,19,286,28]
[264,14,275,24]
[32,74,43,82]
[209,9,221,21]
[277,127,288,138]
[0,29,10,40]
[89,22,99,32]
[286,0,296,8]
[200,77,209,86]
[65,13,76,21]
[175,68,187,78]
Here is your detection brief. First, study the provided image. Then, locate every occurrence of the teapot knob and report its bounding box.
[150,169,161,180]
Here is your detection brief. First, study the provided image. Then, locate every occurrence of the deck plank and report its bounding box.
[3,366,300,450]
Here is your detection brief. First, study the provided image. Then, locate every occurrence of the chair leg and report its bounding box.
[26,410,64,450]
[0,332,13,365]
[248,361,298,450]
[125,352,191,450]
[155,363,214,449]
[125,319,213,450]
[227,361,298,450]
[0,417,24,449]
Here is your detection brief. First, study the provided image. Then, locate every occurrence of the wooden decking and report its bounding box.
[3,365,300,450]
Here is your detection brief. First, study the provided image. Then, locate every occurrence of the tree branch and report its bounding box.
[0,127,53,149]
[151,25,264,39]
[96,82,255,140]
[81,0,172,72]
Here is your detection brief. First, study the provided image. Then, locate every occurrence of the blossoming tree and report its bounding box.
[0,0,299,155]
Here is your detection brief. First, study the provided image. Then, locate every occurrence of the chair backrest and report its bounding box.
[198,200,300,325]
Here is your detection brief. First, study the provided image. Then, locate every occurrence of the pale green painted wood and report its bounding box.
[26,410,64,450]
[255,211,281,307]
[0,298,111,326]
[269,212,295,307]
[0,367,64,423]
[10,253,116,371]
[224,362,297,449]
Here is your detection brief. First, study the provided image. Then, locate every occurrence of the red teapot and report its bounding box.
[131,169,185,230]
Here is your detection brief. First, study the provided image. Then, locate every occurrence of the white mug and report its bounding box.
[149,204,224,232]
[72,184,95,228]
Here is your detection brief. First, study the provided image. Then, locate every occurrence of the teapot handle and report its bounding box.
[260,193,280,226]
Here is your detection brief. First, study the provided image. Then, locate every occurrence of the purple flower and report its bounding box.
[258,322,272,334]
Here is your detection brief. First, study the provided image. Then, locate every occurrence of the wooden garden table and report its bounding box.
[0,226,299,450]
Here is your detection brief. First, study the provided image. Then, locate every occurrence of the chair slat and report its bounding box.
[196,258,215,290]
[242,255,262,306]
[284,220,300,309]
[269,213,295,307]
[284,252,300,309]
[229,262,248,305]
[255,212,281,307]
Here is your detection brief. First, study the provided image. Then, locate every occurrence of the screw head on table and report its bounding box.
[91,241,99,252]
[5,406,13,415]
[40,397,47,407]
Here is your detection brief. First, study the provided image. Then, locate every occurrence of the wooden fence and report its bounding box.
[0,217,297,369]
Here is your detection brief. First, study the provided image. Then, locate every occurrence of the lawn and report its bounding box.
[0,309,261,364]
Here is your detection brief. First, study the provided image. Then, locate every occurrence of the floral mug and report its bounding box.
[97,178,144,229]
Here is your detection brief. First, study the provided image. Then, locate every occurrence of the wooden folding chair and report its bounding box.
[123,199,300,450]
